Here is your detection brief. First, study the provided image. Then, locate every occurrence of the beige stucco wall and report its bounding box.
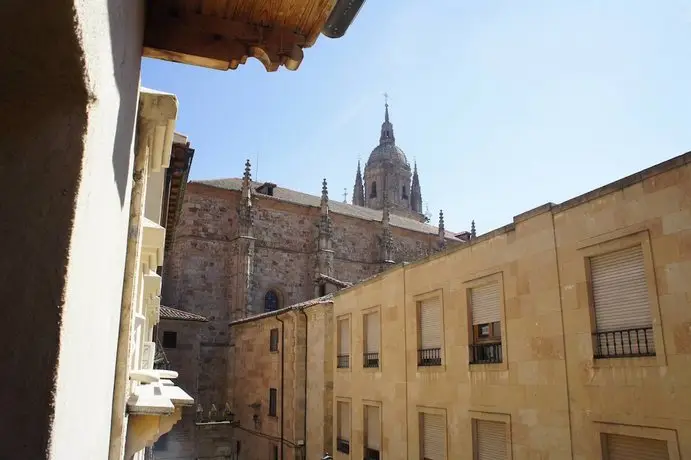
[1,0,145,457]
[332,154,691,459]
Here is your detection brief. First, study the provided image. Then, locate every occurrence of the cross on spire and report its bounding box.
[384,92,389,106]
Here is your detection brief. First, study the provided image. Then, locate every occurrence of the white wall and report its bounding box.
[49,0,145,457]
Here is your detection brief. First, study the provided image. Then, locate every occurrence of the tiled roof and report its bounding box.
[315,273,352,288]
[228,294,333,326]
[192,178,459,239]
[160,305,208,322]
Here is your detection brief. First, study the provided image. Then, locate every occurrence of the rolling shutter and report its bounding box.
[591,246,654,355]
[422,413,445,460]
[338,402,350,440]
[365,405,381,450]
[606,434,669,460]
[476,420,507,460]
[338,318,350,355]
[420,297,442,349]
[471,282,501,325]
[365,312,380,353]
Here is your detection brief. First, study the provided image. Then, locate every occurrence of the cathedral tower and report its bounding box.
[354,96,425,222]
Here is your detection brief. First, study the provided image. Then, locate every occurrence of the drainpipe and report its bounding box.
[402,263,409,460]
[276,314,286,460]
[299,308,309,460]
[108,122,150,460]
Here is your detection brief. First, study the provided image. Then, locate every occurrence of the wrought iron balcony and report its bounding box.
[337,354,350,369]
[593,326,655,358]
[363,352,379,368]
[336,438,350,454]
[364,447,380,460]
[417,348,441,367]
[469,342,502,364]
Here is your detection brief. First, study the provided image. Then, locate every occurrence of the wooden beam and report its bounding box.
[143,11,307,72]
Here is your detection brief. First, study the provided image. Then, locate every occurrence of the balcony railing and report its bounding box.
[469,342,502,364]
[337,438,350,454]
[364,447,380,460]
[363,352,380,368]
[417,348,441,366]
[593,326,655,359]
[337,354,350,369]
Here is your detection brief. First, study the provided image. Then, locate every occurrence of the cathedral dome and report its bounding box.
[367,142,409,167]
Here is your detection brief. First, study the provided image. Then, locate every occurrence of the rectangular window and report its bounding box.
[590,246,655,358]
[337,401,351,454]
[269,388,277,417]
[269,328,279,352]
[337,317,350,369]
[603,433,669,459]
[364,405,381,460]
[418,297,442,366]
[162,330,177,349]
[473,419,507,460]
[469,282,502,364]
[272,444,279,460]
[420,412,445,460]
[364,311,380,368]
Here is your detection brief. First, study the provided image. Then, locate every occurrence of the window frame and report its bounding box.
[336,398,351,454]
[417,406,447,460]
[578,226,666,368]
[595,421,679,460]
[363,400,382,457]
[464,272,507,371]
[162,330,177,349]
[469,411,512,460]
[336,314,351,370]
[269,328,279,352]
[269,388,278,417]
[363,306,381,370]
[414,289,445,370]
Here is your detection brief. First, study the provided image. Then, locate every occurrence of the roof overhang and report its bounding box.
[143,0,366,72]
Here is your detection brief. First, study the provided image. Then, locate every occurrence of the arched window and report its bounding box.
[265,290,280,312]
[370,181,377,198]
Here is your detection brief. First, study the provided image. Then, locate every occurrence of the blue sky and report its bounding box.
[141,0,691,234]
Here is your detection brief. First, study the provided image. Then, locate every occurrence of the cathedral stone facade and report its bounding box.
[157,104,468,458]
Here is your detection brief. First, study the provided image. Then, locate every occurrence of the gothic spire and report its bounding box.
[471,220,477,239]
[321,178,329,212]
[381,191,394,263]
[379,94,395,145]
[239,159,254,234]
[352,160,365,206]
[242,159,252,201]
[438,210,446,250]
[410,161,422,213]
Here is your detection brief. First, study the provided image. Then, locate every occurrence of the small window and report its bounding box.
[337,317,350,369]
[269,388,277,417]
[162,331,177,349]
[469,283,502,365]
[417,297,442,366]
[364,405,381,457]
[272,444,279,460]
[265,290,280,312]
[337,401,351,453]
[402,185,408,199]
[370,182,377,198]
[269,328,279,352]
[473,419,508,459]
[363,311,380,368]
[420,412,446,460]
[603,433,669,459]
[319,283,326,297]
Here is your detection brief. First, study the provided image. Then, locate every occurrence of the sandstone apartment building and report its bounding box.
[227,151,691,460]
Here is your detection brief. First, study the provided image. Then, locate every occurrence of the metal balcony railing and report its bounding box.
[417,348,441,366]
[593,326,655,358]
[337,354,350,369]
[363,352,379,368]
[364,447,380,460]
[336,438,350,454]
[469,342,503,364]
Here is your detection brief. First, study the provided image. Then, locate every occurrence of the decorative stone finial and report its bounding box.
[471,220,477,239]
[438,210,446,250]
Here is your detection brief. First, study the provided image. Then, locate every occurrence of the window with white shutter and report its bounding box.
[474,419,507,460]
[420,412,445,460]
[336,401,351,454]
[364,405,381,459]
[590,246,655,358]
[337,317,350,368]
[604,433,669,460]
[418,297,442,366]
[364,312,380,368]
[469,282,503,364]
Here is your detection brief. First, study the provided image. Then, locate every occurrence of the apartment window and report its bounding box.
[469,282,502,364]
[269,388,277,417]
[269,328,279,352]
[590,246,655,358]
[420,412,445,460]
[271,444,279,460]
[418,296,442,366]
[603,433,669,459]
[337,401,351,454]
[473,419,507,460]
[364,311,380,368]
[337,317,350,369]
[162,331,177,349]
[364,405,381,460]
